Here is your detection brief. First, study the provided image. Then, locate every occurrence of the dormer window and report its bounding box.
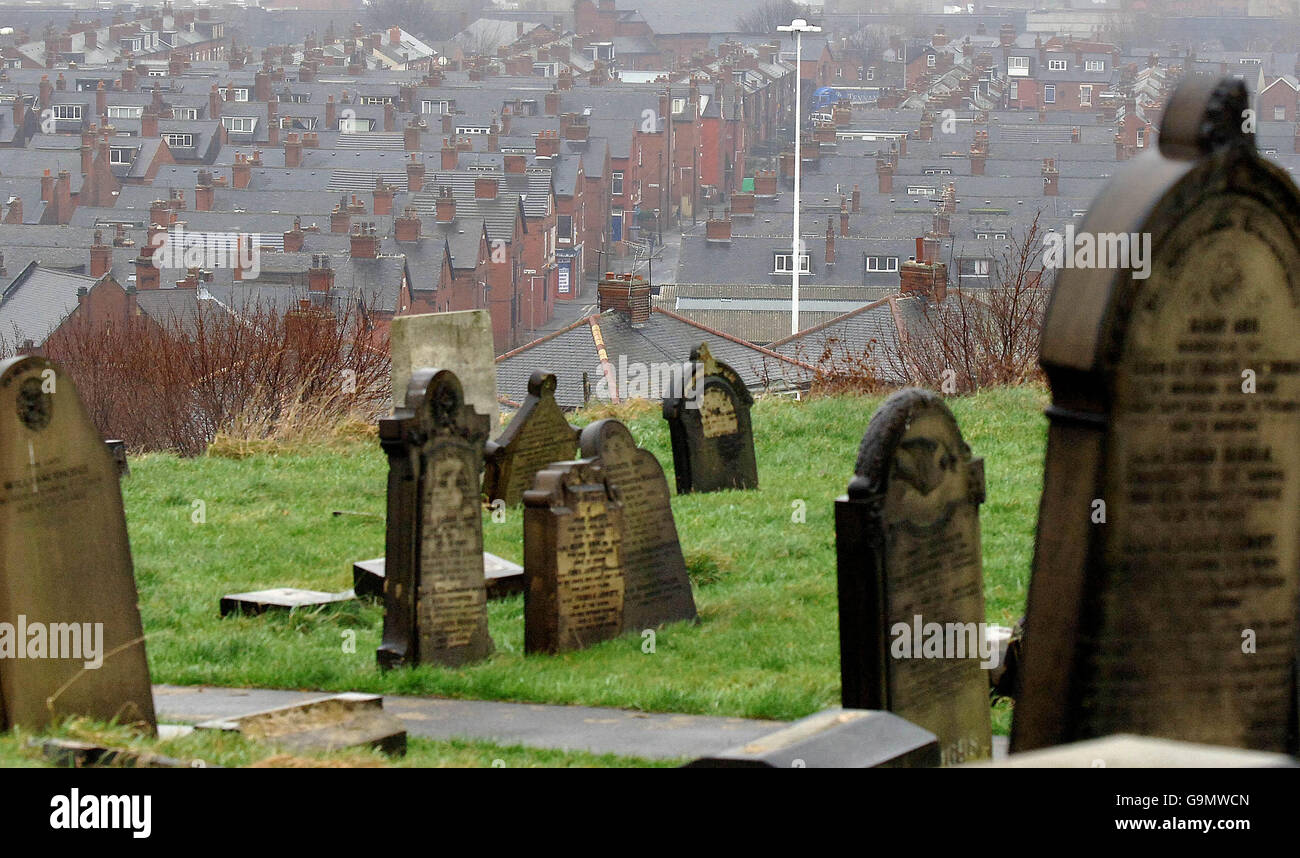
[773,252,811,274]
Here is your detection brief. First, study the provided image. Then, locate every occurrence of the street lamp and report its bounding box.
[777,17,821,336]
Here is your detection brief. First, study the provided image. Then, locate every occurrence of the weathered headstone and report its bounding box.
[684,709,940,768]
[484,371,579,506]
[0,356,156,733]
[523,460,625,654]
[663,342,758,493]
[390,309,499,426]
[580,419,697,632]
[836,388,993,765]
[377,368,494,669]
[1013,77,1300,754]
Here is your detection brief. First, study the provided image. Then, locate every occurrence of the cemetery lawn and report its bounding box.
[125,385,1047,738]
[0,720,675,768]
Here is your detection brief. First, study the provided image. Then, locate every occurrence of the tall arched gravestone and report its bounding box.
[484,371,580,507]
[836,388,992,765]
[0,357,156,733]
[662,343,758,494]
[377,368,495,669]
[523,459,625,654]
[581,419,697,632]
[1013,77,1300,754]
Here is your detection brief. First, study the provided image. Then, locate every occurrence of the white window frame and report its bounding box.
[107,105,143,119]
[109,147,133,165]
[962,259,991,277]
[865,255,898,272]
[1085,60,1104,72]
[1275,105,1287,120]
[52,104,82,120]
[220,87,250,102]
[164,132,193,148]
[421,99,449,114]
[1047,59,1067,71]
[611,171,624,196]
[1079,84,1092,107]
[1043,84,1056,104]
[1008,56,1029,76]
[926,54,936,68]
[906,186,936,196]
[222,116,255,133]
[173,107,199,120]
[773,252,811,275]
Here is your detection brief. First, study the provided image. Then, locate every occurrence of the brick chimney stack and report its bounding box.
[876,157,894,193]
[474,176,499,200]
[404,119,422,152]
[406,153,425,192]
[839,198,849,236]
[535,130,559,158]
[1042,158,1059,196]
[851,184,861,213]
[704,208,732,242]
[395,206,422,242]
[825,216,835,266]
[195,170,214,211]
[283,216,304,252]
[970,130,988,176]
[331,196,351,233]
[597,272,652,325]
[307,254,334,293]
[232,153,252,189]
[284,132,303,168]
[900,237,948,301]
[90,229,111,277]
[435,186,456,223]
[373,179,396,215]
[350,222,380,258]
[441,137,458,170]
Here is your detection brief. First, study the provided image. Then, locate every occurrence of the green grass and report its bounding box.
[101,385,1047,762]
[0,719,674,768]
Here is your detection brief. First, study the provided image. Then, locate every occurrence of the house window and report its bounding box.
[864,255,898,272]
[1048,59,1067,71]
[456,126,488,135]
[280,115,317,130]
[1085,60,1104,72]
[173,107,199,120]
[109,147,133,165]
[1137,128,1145,148]
[557,214,572,241]
[1079,85,1092,107]
[107,105,143,119]
[341,117,374,132]
[222,116,255,133]
[611,171,624,196]
[164,133,193,148]
[421,99,449,114]
[671,97,686,114]
[361,95,393,105]
[147,69,168,77]
[52,104,82,120]
[836,67,843,78]
[906,186,936,196]
[1239,58,1262,65]
[1043,84,1056,104]
[1275,106,1287,120]
[773,252,811,274]
[926,54,936,68]
[285,93,311,104]
[1008,56,1029,76]
[219,87,250,101]
[1009,81,1019,99]
[866,68,874,81]
[975,232,1008,240]
[922,167,951,176]
[960,259,990,277]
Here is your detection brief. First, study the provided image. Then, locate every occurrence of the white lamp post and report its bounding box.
[778,17,821,336]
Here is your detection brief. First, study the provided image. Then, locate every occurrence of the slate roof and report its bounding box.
[495,307,813,409]
[0,264,101,347]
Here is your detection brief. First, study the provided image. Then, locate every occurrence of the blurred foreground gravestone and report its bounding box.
[663,343,758,493]
[684,709,939,768]
[0,356,156,733]
[1013,77,1300,754]
[836,388,993,765]
[390,309,499,426]
[377,368,494,669]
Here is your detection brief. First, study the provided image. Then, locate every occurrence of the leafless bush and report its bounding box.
[39,298,389,455]
[885,213,1052,393]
